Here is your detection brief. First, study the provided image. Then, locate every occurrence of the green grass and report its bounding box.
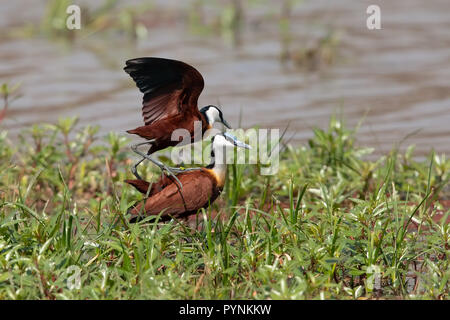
[0,115,448,300]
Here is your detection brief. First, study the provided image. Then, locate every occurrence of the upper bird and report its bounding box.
[124,57,231,181]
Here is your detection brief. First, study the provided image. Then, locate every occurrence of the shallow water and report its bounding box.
[1,0,449,157]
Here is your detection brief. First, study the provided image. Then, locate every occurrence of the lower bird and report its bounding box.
[125,133,250,221]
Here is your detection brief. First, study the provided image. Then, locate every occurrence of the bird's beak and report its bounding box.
[224,132,251,149]
[235,139,251,149]
[221,118,232,129]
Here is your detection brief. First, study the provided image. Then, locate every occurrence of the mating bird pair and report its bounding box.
[123,57,250,221]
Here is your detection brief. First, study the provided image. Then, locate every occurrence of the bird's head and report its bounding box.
[200,105,231,129]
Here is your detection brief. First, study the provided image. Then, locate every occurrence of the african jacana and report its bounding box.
[126,133,250,221]
[124,57,231,184]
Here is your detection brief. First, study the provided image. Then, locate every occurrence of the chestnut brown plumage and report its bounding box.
[124,57,231,180]
[126,133,250,222]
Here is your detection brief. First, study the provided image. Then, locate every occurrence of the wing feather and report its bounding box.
[124,57,204,126]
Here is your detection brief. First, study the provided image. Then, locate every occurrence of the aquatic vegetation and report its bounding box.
[279,5,340,70]
[9,0,153,42]
[0,115,448,299]
[286,29,341,70]
[5,0,341,72]
[187,0,244,46]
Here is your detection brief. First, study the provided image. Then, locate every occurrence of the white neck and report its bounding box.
[210,145,227,185]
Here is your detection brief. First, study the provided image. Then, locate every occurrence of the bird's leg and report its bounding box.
[131,157,145,180]
[130,140,155,180]
[131,142,184,190]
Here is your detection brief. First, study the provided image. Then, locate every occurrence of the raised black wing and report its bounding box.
[124,57,204,125]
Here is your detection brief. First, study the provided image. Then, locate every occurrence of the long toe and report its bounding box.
[131,167,142,180]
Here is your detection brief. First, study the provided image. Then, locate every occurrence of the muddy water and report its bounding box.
[0,0,449,157]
